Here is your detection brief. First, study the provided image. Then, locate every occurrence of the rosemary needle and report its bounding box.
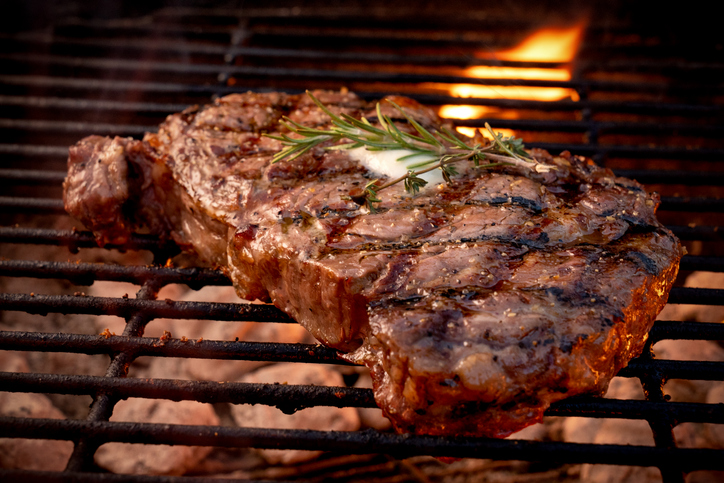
[265,91,551,211]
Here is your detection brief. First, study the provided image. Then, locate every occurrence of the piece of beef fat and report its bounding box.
[64,90,683,438]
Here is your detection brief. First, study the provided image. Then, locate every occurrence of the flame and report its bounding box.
[437,23,585,137]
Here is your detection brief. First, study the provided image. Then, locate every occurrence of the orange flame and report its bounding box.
[437,23,585,137]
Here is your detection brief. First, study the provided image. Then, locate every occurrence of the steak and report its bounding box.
[63,90,683,438]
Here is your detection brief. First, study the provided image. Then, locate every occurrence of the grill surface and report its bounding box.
[1,2,724,482]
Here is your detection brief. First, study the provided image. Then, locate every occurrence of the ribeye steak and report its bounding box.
[64,90,683,437]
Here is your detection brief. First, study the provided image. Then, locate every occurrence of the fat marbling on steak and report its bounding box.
[64,90,683,438]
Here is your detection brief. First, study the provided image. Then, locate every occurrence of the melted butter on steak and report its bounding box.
[63,90,683,438]
[347,146,445,186]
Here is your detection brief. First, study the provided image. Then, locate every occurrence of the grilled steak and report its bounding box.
[63,90,683,438]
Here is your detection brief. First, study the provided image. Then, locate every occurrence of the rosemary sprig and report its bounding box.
[265,91,549,211]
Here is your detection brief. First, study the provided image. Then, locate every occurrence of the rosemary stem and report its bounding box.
[483,152,534,169]
[375,172,414,191]
[267,91,551,210]
[373,152,474,192]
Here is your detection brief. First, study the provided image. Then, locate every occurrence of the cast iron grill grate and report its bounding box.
[1,3,724,482]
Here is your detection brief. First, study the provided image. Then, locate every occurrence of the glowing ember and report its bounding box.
[437,23,585,137]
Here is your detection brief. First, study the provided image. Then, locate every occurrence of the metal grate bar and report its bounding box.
[0,118,153,135]
[0,94,189,113]
[248,23,700,54]
[547,397,724,424]
[679,256,724,272]
[0,74,230,97]
[1,325,721,381]
[619,359,724,380]
[612,170,724,187]
[3,370,724,424]
[0,196,66,214]
[659,197,724,213]
[64,279,158,471]
[0,227,178,255]
[0,259,231,287]
[0,143,69,157]
[0,293,292,322]
[0,331,344,364]
[667,287,724,305]
[0,169,67,184]
[0,372,373,412]
[638,356,683,482]
[51,17,236,39]
[2,417,724,471]
[2,319,721,363]
[650,320,724,342]
[668,225,724,241]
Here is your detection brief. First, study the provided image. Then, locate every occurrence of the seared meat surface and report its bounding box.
[64,90,682,438]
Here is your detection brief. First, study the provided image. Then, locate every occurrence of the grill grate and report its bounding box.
[2,3,724,482]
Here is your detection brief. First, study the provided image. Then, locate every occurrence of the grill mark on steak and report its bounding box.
[63,90,683,439]
[624,250,660,275]
[473,196,543,212]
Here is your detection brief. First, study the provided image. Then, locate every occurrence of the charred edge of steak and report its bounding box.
[470,196,543,212]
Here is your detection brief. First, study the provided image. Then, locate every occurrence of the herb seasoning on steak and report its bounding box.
[63,90,683,438]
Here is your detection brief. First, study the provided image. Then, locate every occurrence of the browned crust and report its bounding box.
[63,91,683,439]
[359,230,681,437]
